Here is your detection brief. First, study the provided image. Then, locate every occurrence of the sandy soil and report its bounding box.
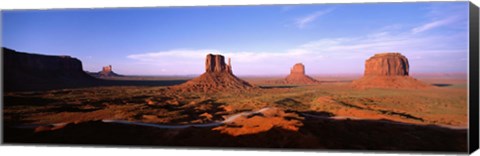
[2,75,468,152]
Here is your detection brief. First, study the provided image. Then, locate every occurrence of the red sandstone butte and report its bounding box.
[87,65,122,78]
[95,65,122,77]
[174,54,253,92]
[284,63,320,84]
[352,53,429,89]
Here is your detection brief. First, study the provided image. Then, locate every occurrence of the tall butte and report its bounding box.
[284,63,319,84]
[174,54,253,92]
[352,52,428,88]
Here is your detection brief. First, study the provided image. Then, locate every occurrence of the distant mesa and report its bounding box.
[3,47,98,92]
[352,52,429,89]
[173,54,253,92]
[89,65,123,78]
[283,63,320,84]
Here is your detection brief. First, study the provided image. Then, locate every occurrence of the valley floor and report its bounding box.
[2,76,468,152]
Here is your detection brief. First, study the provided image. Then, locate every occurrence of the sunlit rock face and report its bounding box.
[290,63,306,75]
[364,53,409,77]
[205,54,231,73]
[352,52,429,89]
[97,65,121,77]
[174,53,253,92]
[284,63,319,84]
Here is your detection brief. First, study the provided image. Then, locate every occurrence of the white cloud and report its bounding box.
[127,9,468,76]
[411,16,457,34]
[294,8,333,29]
[127,28,467,75]
[410,3,467,34]
[127,49,315,65]
[127,49,218,61]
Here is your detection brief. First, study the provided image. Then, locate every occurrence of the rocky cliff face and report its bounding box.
[364,53,409,76]
[352,53,428,89]
[205,54,232,73]
[284,63,319,84]
[290,63,305,75]
[173,54,253,92]
[3,47,98,91]
[4,48,83,72]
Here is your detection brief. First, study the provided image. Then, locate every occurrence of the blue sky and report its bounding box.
[2,2,469,76]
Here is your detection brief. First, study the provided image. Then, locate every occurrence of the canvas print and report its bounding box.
[1,2,472,153]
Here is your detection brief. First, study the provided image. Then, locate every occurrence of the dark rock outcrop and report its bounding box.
[352,53,428,89]
[173,54,253,92]
[3,47,98,92]
[283,63,319,84]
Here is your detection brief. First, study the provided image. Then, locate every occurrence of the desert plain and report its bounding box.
[2,49,469,152]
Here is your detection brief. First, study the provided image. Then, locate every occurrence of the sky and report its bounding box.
[2,2,470,76]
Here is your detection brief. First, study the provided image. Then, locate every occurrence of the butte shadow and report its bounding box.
[3,109,467,152]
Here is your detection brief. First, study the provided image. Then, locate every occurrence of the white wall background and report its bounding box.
[1,0,479,156]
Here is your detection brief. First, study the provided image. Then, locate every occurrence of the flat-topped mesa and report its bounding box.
[284,63,319,84]
[364,52,409,77]
[3,48,84,72]
[205,54,232,73]
[352,52,428,89]
[174,53,253,92]
[3,47,97,92]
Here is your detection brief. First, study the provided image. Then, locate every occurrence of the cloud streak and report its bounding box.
[411,16,458,34]
[127,49,218,62]
[127,28,467,75]
[294,8,333,29]
[411,3,467,34]
[126,5,468,76]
